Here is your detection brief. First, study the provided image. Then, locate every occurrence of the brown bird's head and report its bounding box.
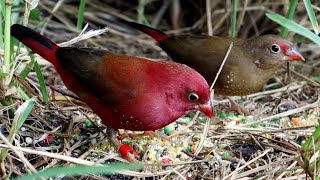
[246,35,305,70]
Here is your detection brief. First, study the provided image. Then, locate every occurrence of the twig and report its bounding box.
[223,148,272,180]
[241,95,320,127]
[0,133,37,174]
[206,0,213,36]
[210,42,233,91]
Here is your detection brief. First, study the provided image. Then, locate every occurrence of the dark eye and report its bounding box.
[188,92,199,102]
[270,44,280,53]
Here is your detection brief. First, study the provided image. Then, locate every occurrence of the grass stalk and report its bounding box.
[77,0,86,31]
[231,0,238,38]
[280,0,298,37]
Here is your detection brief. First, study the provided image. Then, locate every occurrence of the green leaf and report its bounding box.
[29,8,41,22]
[266,13,320,45]
[0,98,35,162]
[77,0,86,30]
[314,74,320,83]
[280,0,298,37]
[231,0,238,38]
[14,98,35,129]
[14,163,143,180]
[0,72,9,76]
[301,125,320,177]
[33,61,48,103]
[303,0,320,35]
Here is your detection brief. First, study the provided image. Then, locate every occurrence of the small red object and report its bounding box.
[44,135,55,144]
[161,157,172,164]
[291,117,302,126]
[119,144,136,159]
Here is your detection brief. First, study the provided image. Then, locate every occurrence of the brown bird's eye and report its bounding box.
[188,92,199,102]
[270,44,281,54]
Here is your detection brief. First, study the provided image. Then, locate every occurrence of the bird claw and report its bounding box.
[228,97,250,116]
[118,144,138,162]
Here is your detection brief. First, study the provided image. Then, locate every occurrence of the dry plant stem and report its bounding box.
[216,81,306,104]
[291,70,320,87]
[39,1,77,32]
[171,0,180,30]
[48,83,80,100]
[241,95,320,127]
[223,148,272,180]
[0,143,192,177]
[210,42,233,90]
[206,0,213,36]
[40,0,66,34]
[152,0,171,27]
[236,0,248,31]
[276,161,298,179]
[0,133,36,174]
[30,110,55,130]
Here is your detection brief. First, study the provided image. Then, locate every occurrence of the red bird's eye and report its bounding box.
[270,44,281,54]
[188,92,200,102]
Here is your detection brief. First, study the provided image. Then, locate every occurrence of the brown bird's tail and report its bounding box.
[11,24,60,65]
[125,21,170,42]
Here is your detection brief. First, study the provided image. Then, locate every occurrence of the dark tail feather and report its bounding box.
[124,21,170,42]
[11,24,60,64]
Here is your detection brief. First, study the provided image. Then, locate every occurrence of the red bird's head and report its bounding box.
[153,61,214,119]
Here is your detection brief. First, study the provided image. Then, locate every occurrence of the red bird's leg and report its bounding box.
[107,128,138,162]
[143,131,173,142]
[128,131,173,142]
[227,97,250,116]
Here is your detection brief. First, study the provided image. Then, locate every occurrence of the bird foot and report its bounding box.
[129,131,173,142]
[118,144,138,162]
[107,128,138,162]
[227,97,250,116]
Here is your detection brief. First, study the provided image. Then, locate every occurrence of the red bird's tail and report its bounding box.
[125,21,170,42]
[11,24,60,65]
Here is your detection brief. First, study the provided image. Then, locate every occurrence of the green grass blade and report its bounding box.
[14,98,35,129]
[301,125,320,177]
[303,0,319,35]
[302,125,320,152]
[77,0,86,31]
[0,1,3,49]
[17,86,30,101]
[0,98,35,162]
[266,13,320,45]
[231,0,238,38]
[33,61,48,103]
[0,72,9,76]
[14,163,143,180]
[280,0,298,37]
[3,0,13,74]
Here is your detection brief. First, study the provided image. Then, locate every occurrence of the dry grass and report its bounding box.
[1,0,320,179]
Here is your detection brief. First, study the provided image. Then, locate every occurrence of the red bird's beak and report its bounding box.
[284,46,305,61]
[197,101,214,119]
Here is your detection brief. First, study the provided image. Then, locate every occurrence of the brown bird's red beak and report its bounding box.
[197,101,214,119]
[284,45,305,61]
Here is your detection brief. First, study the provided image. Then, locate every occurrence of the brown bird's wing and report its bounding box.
[159,35,241,83]
[55,47,145,106]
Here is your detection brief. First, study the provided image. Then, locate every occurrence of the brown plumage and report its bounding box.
[126,22,305,96]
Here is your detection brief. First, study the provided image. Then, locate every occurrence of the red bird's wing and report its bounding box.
[55,47,147,106]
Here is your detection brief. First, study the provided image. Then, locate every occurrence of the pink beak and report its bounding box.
[197,101,214,119]
[284,45,305,61]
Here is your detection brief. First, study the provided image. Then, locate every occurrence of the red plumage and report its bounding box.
[11,24,213,131]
